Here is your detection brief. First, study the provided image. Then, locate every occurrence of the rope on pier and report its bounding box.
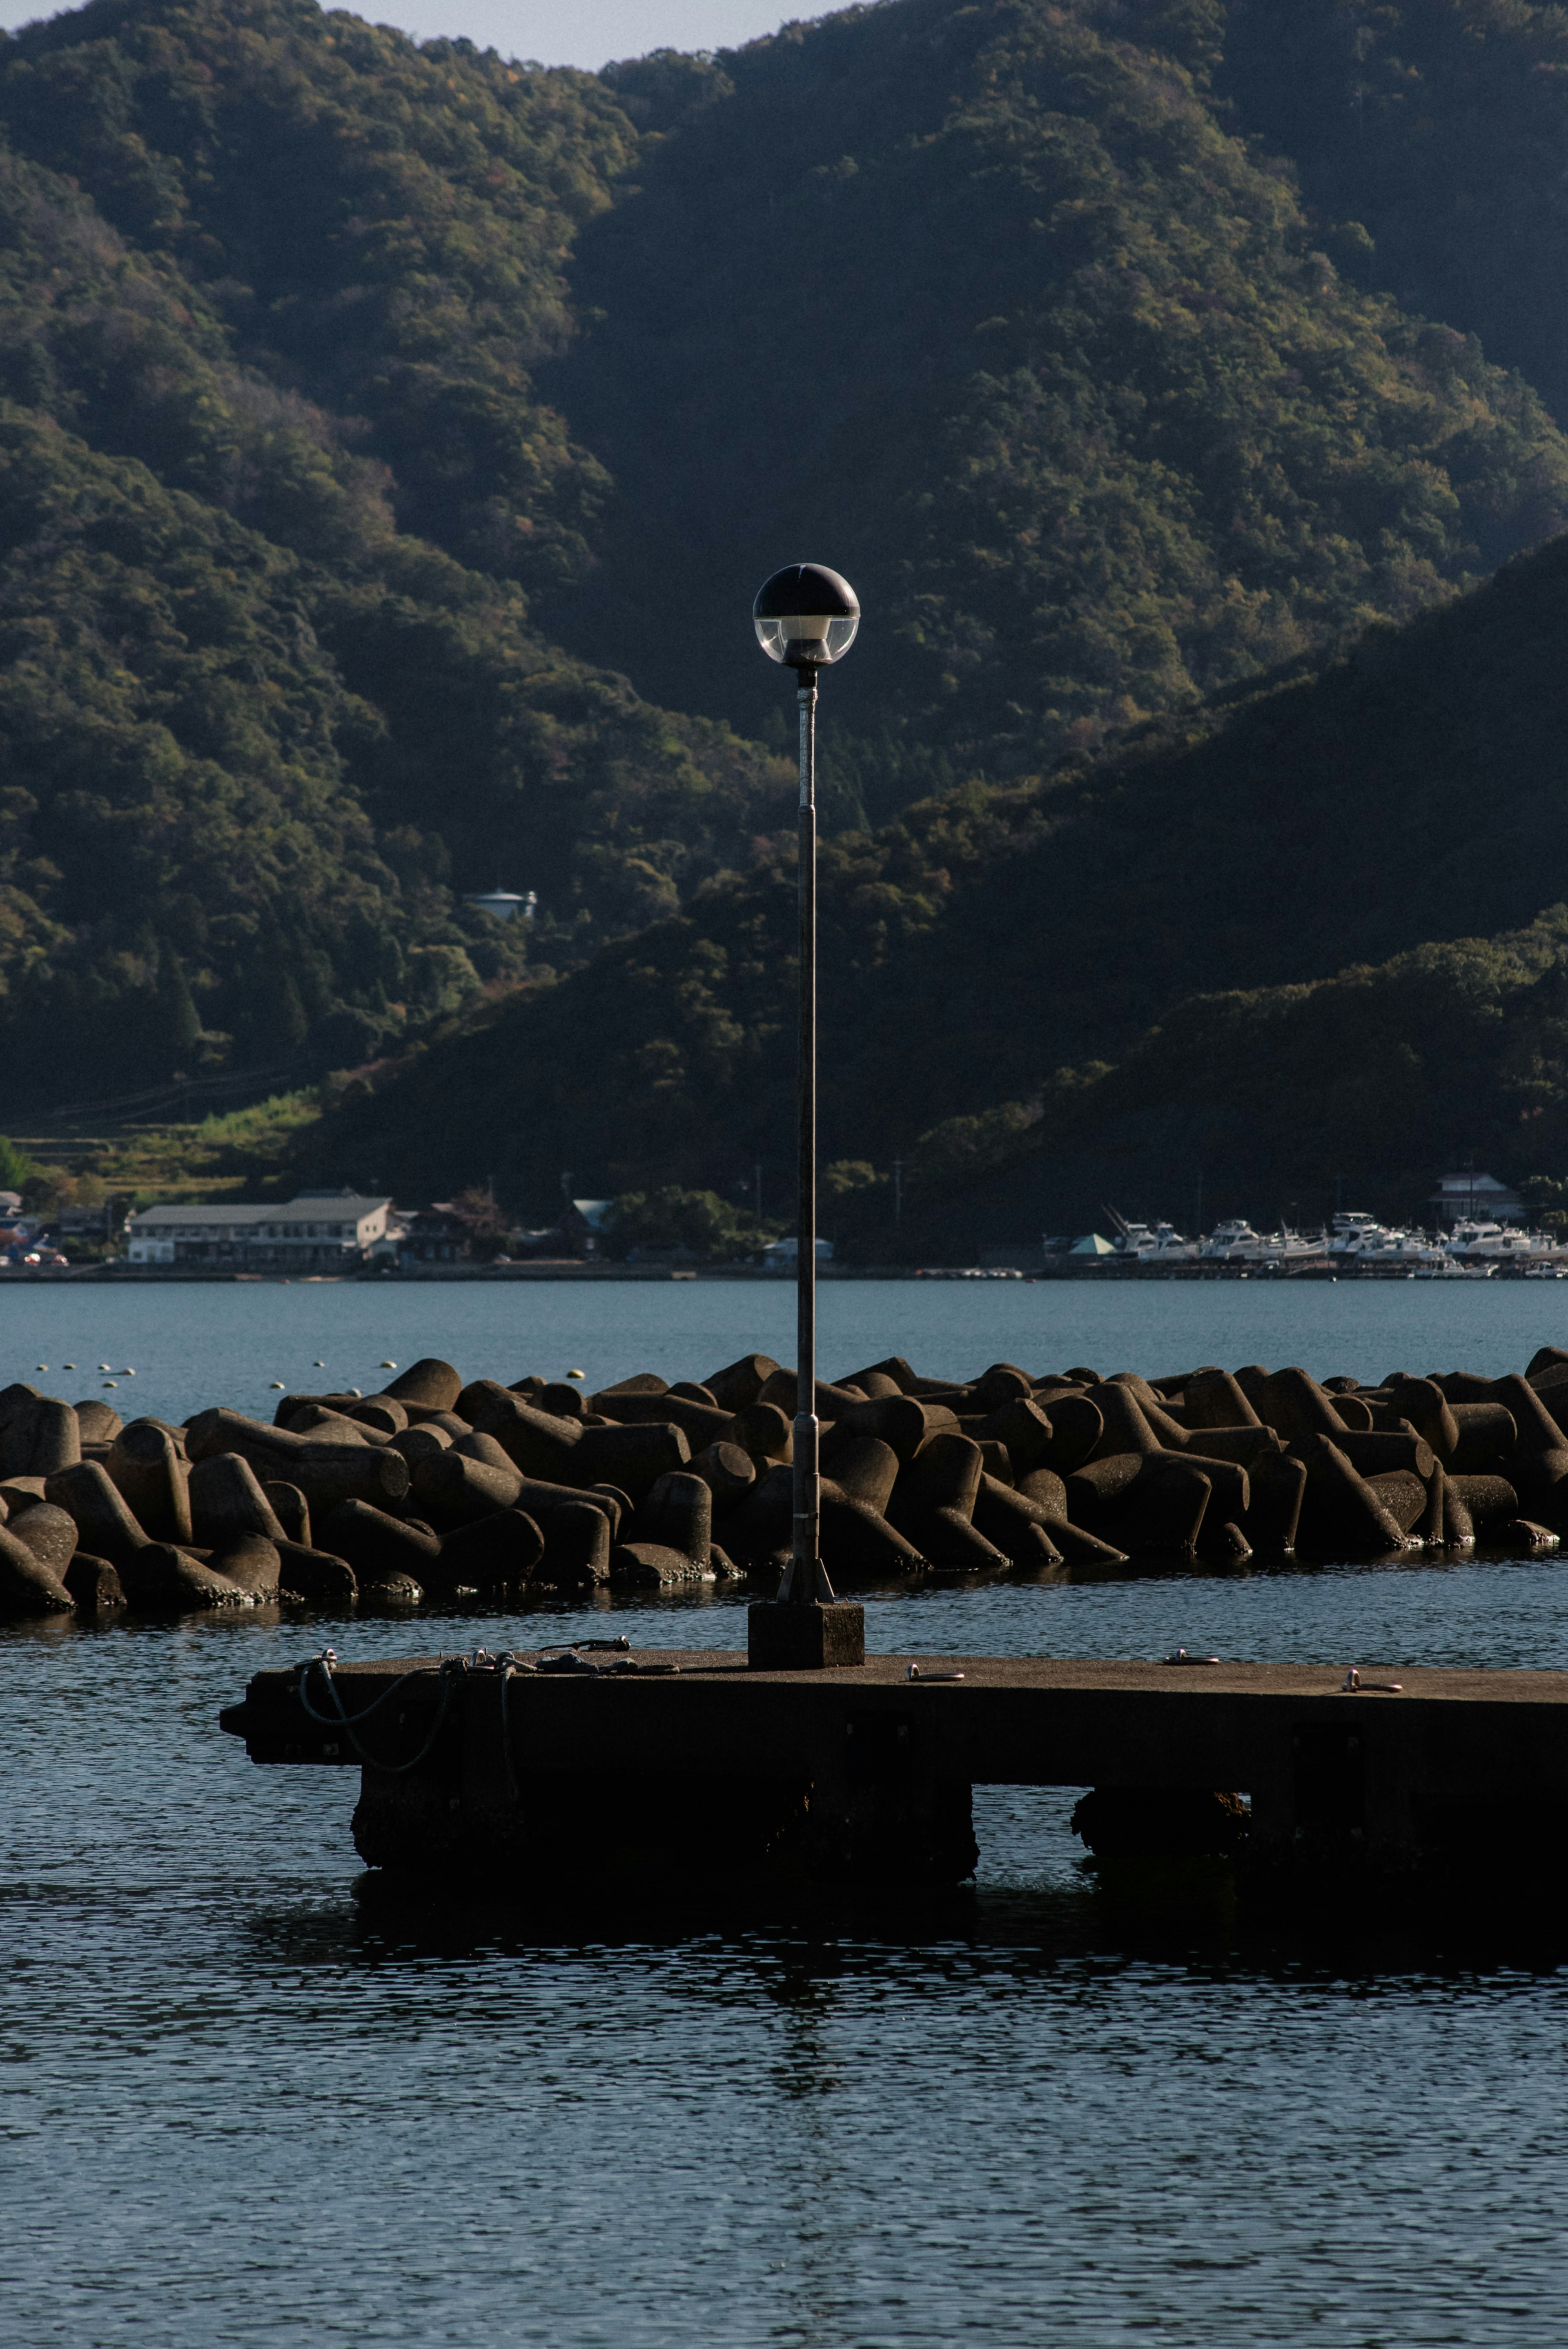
[294,1638,657,1796]
[295,1647,466,1775]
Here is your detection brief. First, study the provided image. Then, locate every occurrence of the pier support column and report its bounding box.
[784,1706,978,1886]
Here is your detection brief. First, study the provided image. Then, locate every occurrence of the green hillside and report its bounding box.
[4,0,1568,1139]
[0,0,633,590]
[0,15,791,1106]
[1221,0,1568,432]
[294,520,1568,1219]
[895,908,1568,1251]
[550,0,1568,786]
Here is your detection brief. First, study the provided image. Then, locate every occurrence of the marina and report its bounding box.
[1054,1207,1568,1278]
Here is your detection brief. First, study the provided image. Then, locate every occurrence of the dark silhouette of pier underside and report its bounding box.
[221,1651,1568,1905]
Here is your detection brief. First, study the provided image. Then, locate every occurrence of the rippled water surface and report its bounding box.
[7,1288,1568,2342]
[2,1271,1567,1423]
[7,1565,1568,2347]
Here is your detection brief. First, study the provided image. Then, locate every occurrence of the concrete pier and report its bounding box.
[220,1649,1568,1899]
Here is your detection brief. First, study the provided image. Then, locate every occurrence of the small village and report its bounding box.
[2,1166,1564,1279]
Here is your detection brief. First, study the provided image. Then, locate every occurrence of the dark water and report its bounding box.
[7,1287,1568,2341]
[8,1567,1568,2345]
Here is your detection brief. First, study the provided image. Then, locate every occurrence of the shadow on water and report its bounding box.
[232,1841,1568,1992]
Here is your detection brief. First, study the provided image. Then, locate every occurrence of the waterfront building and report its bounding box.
[560,1200,615,1257]
[762,1236,835,1268]
[1428,1170,1523,1225]
[126,1189,391,1269]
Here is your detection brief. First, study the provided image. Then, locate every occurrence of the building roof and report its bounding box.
[1428,1171,1523,1215]
[464,887,537,920]
[1430,1171,1518,1196]
[129,1194,390,1228]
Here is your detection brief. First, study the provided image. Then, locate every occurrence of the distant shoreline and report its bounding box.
[0,1262,1552,1285]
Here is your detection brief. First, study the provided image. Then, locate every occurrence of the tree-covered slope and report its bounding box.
[892,906,1568,1250]
[1220,0,1568,434]
[295,519,1568,1214]
[6,0,1568,1121]
[0,27,791,1107]
[548,0,1568,787]
[0,0,635,591]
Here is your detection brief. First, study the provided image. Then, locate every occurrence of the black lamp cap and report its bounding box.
[753,563,860,621]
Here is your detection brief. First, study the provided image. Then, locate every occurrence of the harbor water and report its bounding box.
[2,1270,1566,1425]
[4,1282,1568,2344]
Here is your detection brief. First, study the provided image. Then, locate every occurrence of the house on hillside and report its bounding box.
[126,1189,391,1269]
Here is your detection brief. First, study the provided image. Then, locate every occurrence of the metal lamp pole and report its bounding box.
[748,563,865,1667]
[791,659,824,1603]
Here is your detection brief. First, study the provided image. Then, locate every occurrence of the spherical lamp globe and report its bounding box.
[753,563,860,670]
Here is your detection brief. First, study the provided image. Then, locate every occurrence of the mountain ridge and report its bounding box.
[3,0,1568,1185]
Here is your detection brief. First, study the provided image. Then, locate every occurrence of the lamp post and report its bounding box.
[747,563,866,1671]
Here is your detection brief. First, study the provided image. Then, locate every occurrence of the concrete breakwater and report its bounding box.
[5,1346,1568,1623]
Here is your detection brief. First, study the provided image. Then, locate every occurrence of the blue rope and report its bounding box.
[295,1648,464,1775]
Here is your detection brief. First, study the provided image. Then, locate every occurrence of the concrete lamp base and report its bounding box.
[748,1601,866,1670]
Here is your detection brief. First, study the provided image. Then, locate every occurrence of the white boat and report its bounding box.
[1447,1218,1556,1261]
[1198,1218,1262,1262]
[1354,1231,1446,1268]
[1412,1257,1497,1279]
[1326,1212,1403,1262]
[1114,1219,1199,1264]
[1244,1229,1329,1267]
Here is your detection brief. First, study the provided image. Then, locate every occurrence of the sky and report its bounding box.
[0,1,817,69]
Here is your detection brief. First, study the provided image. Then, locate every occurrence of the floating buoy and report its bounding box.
[312,1360,325,1368]
[98,1362,110,1370]
[119,1369,136,1376]
[568,1369,586,1380]
[269,1380,285,1389]
[34,1363,46,1371]
[63,1362,75,1369]
[102,1381,117,1389]
[379,1360,396,1369]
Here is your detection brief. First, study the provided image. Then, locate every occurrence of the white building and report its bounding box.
[1428,1171,1524,1226]
[762,1237,834,1268]
[127,1189,392,1270]
[464,886,537,921]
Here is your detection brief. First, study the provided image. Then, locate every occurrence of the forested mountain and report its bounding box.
[4,0,1568,1167]
[1221,0,1568,431]
[0,1,791,1104]
[959,906,1568,1250]
[550,0,1568,790]
[297,518,1568,1220]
